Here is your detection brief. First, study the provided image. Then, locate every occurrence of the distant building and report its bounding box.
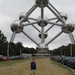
[22,53,32,58]
[33,48,50,57]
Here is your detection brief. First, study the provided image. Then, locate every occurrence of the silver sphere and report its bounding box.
[38,32,48,39]
[11,20,23,33]
[37,16,48,27]
[19,12,27,21]
[62,21,74,34]
[35,0,49,7]
[60,12,68,20]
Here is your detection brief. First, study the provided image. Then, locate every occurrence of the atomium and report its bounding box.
[10,0,75,51]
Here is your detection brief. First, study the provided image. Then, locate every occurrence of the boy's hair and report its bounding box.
[32,58,35,60]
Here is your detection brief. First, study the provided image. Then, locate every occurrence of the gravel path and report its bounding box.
[0,58,75,75]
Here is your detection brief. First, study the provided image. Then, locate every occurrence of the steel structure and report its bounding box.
[10,0,75,50]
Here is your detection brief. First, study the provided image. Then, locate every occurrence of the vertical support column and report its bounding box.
[69,33,75,44]
[41,7,44,19]
[41,27,44,43]
[20,49,21,56]
[61,49,62,57]
[41,7,45,44]
[20,4,37,23]
[70,45,72,57]
[7,43,9,57]
[10,33,16,42]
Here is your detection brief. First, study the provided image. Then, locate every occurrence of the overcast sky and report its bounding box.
[0,0,75,50]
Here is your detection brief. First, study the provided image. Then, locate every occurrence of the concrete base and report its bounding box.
[33,48,50,57]
[37,48,48,53]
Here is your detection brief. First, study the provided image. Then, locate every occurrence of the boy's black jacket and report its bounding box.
[31,62,36,70]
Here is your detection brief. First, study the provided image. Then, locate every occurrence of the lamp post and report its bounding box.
[20,49,21,56]
[61,49,62,57]
[7,42,9,57]
[70,44,72,57]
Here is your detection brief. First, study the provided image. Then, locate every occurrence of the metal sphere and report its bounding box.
[62,21,74,34]
[19,12,27,21]
[11,20,23,33]
[38,32,48,39]
[60,12,68,20]
[35,0,49,7]
[37,16,48,27]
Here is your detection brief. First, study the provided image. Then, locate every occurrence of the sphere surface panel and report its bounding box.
[37,16,48,27]
[38,33,48,39]
[19,12,27,21]
[60,12,68,20]
[62,21,74,34]
[35,0,49,7]
[11,20,23,33]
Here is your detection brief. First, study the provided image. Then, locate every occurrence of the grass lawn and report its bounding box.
[0,59,31,67]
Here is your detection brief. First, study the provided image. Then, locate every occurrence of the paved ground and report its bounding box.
[0,58,75,75]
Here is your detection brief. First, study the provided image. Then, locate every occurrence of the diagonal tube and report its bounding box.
[48,17,58,21]
[22,31,39,46]
[47,5,65,23]
[21,22,38,27]
[28,17,37,21]
[49,2,60,15]
[20,4,37,23]
[48,22,63,27]
[45,20,59,33]
[27,20,41,33]
[45,25,54,33]
[45,31,63,46]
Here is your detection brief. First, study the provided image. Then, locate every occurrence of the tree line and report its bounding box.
[0,30,75,56]
[49,44,75,56]
[0,30,37,56]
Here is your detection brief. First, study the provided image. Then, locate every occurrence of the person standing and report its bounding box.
[31,58,36,75]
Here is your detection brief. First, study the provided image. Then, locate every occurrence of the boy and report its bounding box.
[30,58,36,75]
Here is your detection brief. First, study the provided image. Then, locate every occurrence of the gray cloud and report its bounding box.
[0,0,75,49]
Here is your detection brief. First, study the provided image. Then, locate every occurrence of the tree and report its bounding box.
[49,44,75,56]
[9,42,19,56]
[0,30,7,55]
[0,30,7,43]
[0,30,37,56]
[16,42,23,49]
